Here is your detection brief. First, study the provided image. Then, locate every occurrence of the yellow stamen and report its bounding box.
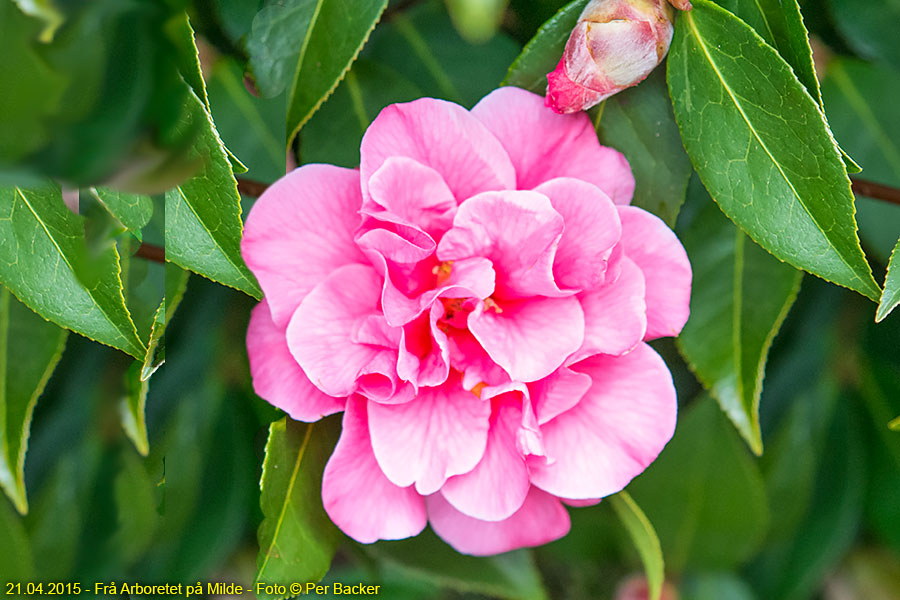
[432,260,454,285]
[471,382,487,398]
[483,297,503,314]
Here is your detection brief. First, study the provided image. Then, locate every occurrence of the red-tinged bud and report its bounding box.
[546,0,678,114]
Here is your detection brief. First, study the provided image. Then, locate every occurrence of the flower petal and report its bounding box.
[427,486,571,556]
[360,98,515,203]
[287,264,387,397]
[246,300,344,422]
[617,206,692,339]
[529,343,677,499]
[367,372,491,494]
[468,296,585,383]
[365,157,457,236]
[242,165,366,327]
[322,397,427,543]
[472,86,634,204]
[441,394,530,521]
[397,303,450,389]
[528,366,593,425]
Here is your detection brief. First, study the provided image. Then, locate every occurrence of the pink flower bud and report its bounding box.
[546,0,677,114]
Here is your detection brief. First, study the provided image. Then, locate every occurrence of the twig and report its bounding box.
[851,177,900,207]
[135,243,165,264]
[236,177,269,197]
[384,0,426,20]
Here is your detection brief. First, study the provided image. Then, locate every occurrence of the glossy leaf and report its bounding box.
[0,290,67,514]
[0,184,146,358]
[822,59,900,263]
[89,187,153,233]
[877,238,900,322]
[503,0,588,93]
[829,0,900,73]
[246,0,389,145]
[373,530,549,600]
[677,182,802,453]
[256,417,340,597]
[445,0,509,43]
[668,1,881,301]
[165,89,262,299]
[628,397,770,572]
[609,491,665,600]
[595,69,692,226]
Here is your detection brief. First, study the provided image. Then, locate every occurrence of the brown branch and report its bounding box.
[850,177,900,206]
[236,177,270,198]
[383,0,426,20]
[135,243,165,264]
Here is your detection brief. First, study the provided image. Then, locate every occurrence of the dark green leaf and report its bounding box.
[24,456,84,580]
[628,397,769,572]
[822,59,900,263]
[0,497,34,580]
[110,449,159,565]
[89,187,153,233]
[503,0,588,93]
[595,68,692,226]
[877,237,900,322]
[0,184,146,358]
[829,0,900,73]
[247,0,389,145]
[256,417,341,597]
[0,290,67,514]
[677,181,802,453]
[165,89,262,299]
[609,492,664,600]
[445,0,509,44]
[372,529,549,600]
[668,1,881,300]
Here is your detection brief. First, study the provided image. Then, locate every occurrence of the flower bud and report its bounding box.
[545,0,677,114]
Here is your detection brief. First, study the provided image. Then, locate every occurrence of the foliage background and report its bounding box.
[1,0,899,599]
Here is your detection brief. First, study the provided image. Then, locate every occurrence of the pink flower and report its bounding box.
[546,0,676,114]
[242,87,691,556]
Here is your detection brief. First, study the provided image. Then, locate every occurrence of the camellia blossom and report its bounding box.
[242,86,691,556]
[546,0,681,114]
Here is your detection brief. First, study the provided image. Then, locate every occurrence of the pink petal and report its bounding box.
[367,372,491,494]
[427,486,571,556]
[534,177,622,291]
[572,256,647,361]
[617,206,691,339]
[437,190,567,299]
[355,221,436,265]
[365,157,457,236]
[360,98,515,203]
[447,329,512,390]
[529,343,677,499]
[440,394,530,521]
[242,165,366,327]
[322,397,427,543]
[546,56,606,115]
[397,303,450,389]
[528,366,593,425]
[286,264,388,397]
[471,86,635,204]
[246,300,344,421]
[468,296,585,383]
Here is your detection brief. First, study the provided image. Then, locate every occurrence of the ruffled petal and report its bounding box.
[365,157,457,236]
[241,165,367,327]
[322,397,427,543]
[471,86,634,204]
[427,486,571,556]
[397,303,450,389]
[617,206,691,340]
[246,300,344,421]
[367,372,491,494]
[440,394,530,521]
[360,98,515,203]
[528,366,593,426]
[529,343,677,499]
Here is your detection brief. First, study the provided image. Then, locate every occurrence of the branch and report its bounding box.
[236,177,270,198]
[135,243,165,264]
[851,177,900,207]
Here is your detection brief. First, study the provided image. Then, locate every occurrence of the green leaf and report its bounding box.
[89,187,153,233]
[0,289,67,514]
[111,449,159,565]
[822,59,900,263]
[594,68,692,226]
[628,397,769,572]
[680,573,757,600]
[503,0,588,93]
[877,237,900,322]
[668,1,881,301]
[829,0,900,73]
[609,491,665,600]
[0,184,146,358]
[372,529,548,600]
[24,456,84,580]
[677,181,802,454]
[0,496,34,580]
[445,0,509,44]
[891,415,900,431]
[165,89,262,299]
[12,0,64,42]
[246,0,389,146]
[256,417,341,597]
